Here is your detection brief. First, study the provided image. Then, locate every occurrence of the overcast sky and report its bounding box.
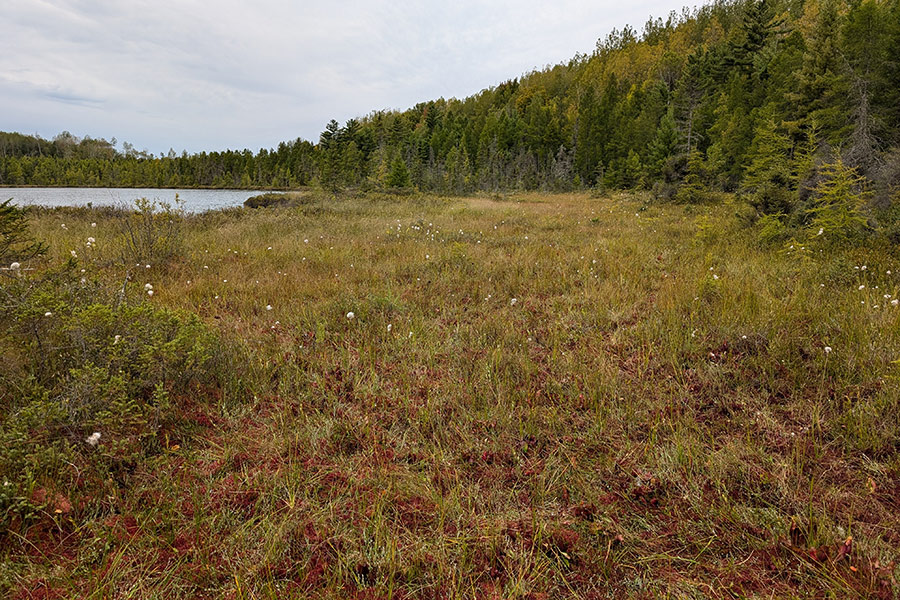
[1,0,690,154]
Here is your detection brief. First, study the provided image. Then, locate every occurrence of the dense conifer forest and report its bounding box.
[3,0,899,212]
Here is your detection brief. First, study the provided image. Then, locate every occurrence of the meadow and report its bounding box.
[2,191,899,598]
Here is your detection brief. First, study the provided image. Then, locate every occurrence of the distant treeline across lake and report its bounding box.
[1,188,277,213]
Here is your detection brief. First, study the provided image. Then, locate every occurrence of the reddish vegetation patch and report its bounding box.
[103,514,142,542]
[549,526,580,555]
[11,581,67,600]
[572,501,599,521]
[18,521,80,562]
[395,495,437,530]
[211,474,260,515]
[30,488,72,515]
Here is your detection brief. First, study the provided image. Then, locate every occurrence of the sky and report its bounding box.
[1,0,690,155]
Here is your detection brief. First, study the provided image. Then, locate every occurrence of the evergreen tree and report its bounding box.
[803,157,871,243]
[728,0,783,78]
[0,199,46,266]
[675,150,710,203]
[644,111,680,181]
[793,0,850,141]
[385,155,411,188]
[741,107,795,215]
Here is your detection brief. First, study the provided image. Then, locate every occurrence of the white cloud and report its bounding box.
[1,0,687,153]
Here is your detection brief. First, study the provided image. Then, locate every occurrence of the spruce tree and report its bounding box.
[794,0,850,142]
[741,107,795,215]
[645,111,680,181]
[675,150,709,204]
[385,155,411,188]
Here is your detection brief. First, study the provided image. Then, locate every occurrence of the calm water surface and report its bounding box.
[1,188,275,213]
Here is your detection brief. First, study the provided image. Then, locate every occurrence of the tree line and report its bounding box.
[2,0,898,219]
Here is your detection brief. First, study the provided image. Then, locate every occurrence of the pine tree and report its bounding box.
[675,150,709,204]
[741,107,795,215]
[0,199,46,266]
[793,0,850,141]
[385,155,411,188]
[841,0,887,174]
[728,0,784,78]
[644,111,680,181]
[673,50,709,154]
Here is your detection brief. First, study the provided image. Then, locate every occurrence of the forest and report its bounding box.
[2,0,898,212]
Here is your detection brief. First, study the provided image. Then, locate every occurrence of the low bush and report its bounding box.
[0,203,245,535]
[117,197,184,267]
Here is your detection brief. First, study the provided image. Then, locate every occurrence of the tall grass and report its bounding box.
[2,192,898,598]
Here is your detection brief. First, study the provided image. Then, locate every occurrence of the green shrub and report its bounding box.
[0,199,46,268]
[117,197,184,267]
[0,298,230,529]
[0,204,244,533]
[755,213,790,246]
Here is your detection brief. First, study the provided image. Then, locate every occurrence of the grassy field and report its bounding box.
[2,191,900,598]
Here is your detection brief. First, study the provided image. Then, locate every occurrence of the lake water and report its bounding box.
[0,187,276,213]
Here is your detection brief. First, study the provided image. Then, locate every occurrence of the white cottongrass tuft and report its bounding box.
[113,335,121,345]
[824,346,833,354]
[346,311,355,319]
[9,262,20,271]
[387,323,392,332]
[266,304,273,311]
[85,432,101,446]
[147,289,154,296]
[70,250,77,258]
[893,299,899,306]
[91,222,97,228]
[87,237,95,244]
[44,311,52,317]
[144,283,153,290]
